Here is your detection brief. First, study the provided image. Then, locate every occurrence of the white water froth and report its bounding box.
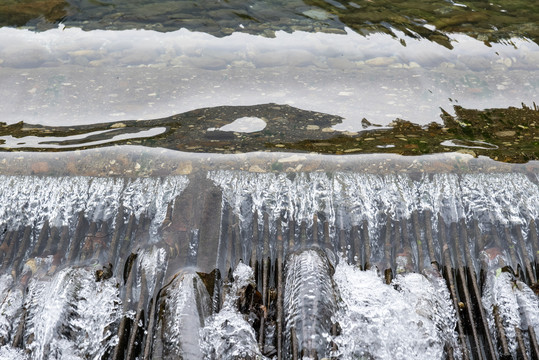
[136,246,168,298]
[0,176,189,238]
[201,262,266,360]
[24,267,120,360]
[209,171,539,245]
[0,345,27,360]
[0,275,23,346]
[332,260,459,360]
[481,252,539,357]
[209,171,335,229]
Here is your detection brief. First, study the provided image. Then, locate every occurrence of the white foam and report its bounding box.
[0,176,189,239]
[24,267,120,360]
[331,260,459,359]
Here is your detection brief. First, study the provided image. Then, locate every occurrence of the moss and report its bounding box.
[1,103,538,163]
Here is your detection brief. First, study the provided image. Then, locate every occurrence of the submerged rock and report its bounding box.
[153,271,212,359]
[283,248,338,359]
[201,262,266,360]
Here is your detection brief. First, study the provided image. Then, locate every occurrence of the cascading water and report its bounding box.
[0,169,538,359]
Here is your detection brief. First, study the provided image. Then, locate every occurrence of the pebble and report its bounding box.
[248,165,265,173]
[278,155,307,163]
[302,9,331,20]
[175,161,193,175]
[495,130,516,137]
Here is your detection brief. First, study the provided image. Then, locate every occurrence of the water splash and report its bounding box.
[0,275,23,346]
[201,262,266,360]
[481,251,539,357]
[331,260,459,360]
[24,267,120,360]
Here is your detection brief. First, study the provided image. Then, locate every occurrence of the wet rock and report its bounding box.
[495,130,516,137]
[174,161,193,175]
[0,0,68,27]
[284,248,337,359]
[153,272,212,359]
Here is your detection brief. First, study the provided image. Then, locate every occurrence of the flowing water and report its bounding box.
[1,0,539,359]
[0,158,539,359]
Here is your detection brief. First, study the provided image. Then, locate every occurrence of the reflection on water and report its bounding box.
[0,26,537,131]
[0,127,166,149]
[1,0,538,46]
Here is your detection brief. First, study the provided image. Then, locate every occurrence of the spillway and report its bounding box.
[1,167,539,359]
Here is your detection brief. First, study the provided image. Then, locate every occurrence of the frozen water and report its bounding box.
[0,275,23,346]
[210,171,539,261]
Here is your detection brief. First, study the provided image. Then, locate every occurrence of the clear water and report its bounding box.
[0,175,189,237]
[1,0,538,357]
